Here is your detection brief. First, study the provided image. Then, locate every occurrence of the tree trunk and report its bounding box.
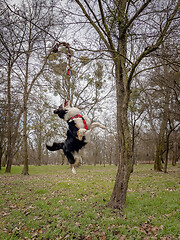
[22,105,29,175]
[22,52,29,175]
[45,147,49,165]
[154,62,170,171]
[0,147,2,170]
[6,61,13,173]
[172,133,177,166]
[37,137,42,166]
[154,137,163,171]
[108,52,132,209]
[37,119,42,166]
[164,134,169,173]
[108,108,132,209]
[131,123,136,173]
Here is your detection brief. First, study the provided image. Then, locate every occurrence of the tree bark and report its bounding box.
[154,56,170,171]
[6,61,13,173]
[172,133,178,166]
[21,101,29,175]
[164,134,169,173]
[0,147,2,170]
[37,116,42,166]
[108,39,133,208]
[22,51,30,175]
[154,137,163,171]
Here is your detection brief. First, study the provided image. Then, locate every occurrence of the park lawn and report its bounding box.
[0,164,179,240]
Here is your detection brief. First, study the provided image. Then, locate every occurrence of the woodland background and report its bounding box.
[0,0,179,175]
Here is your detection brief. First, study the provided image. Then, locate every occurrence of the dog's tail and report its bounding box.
[90,122,106,130]
[46,142,64,151]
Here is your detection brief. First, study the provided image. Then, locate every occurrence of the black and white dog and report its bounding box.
[46,100,106,174]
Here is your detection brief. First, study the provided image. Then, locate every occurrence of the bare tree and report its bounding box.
[0,2,25,172]
[67,0,180,209]
[1,0,64,173]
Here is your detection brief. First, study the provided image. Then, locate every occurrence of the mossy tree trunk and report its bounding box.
[108,41,133,208]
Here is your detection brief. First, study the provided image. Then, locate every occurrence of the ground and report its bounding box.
[0,164,179,240]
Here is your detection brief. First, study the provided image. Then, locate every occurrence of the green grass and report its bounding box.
[0,164,179,239]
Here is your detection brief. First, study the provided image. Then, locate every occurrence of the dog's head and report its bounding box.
[54,100,69,119]
[54,100,80,121]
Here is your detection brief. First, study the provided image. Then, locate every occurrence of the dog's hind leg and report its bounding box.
[64,151,77,174]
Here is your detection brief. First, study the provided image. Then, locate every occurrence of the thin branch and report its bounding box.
[97,0,115,51]
[83,0,108,38]
[123,0,152,34]
[127,0,180,89]
[75,0,111,52]
[4,2,59,43]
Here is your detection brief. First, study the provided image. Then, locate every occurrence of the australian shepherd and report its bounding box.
[46,100,106,174]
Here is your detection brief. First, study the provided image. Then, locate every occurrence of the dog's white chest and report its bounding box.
[73,118,86,129]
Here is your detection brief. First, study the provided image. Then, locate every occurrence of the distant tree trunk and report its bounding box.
[37,117,42,166]
[94,152,97,166]
[172,133,178,166]
[0,147,2,170]
[164,134,170,173]
[37,135,42,166]
[109,146,112,165]
[131,122,136,173]
[22,103,29,175]
[45,147,49,165]
[22,53,29,175]
[61,151,65,165]
[154,136,163,171]
[154,62,170,171]
[2,154,7,167]
[165,123,180,172]
[6,61,13,173]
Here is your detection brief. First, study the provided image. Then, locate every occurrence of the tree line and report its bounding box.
[0,0,179,209]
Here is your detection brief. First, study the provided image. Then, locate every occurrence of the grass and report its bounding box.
[0,164,179,240]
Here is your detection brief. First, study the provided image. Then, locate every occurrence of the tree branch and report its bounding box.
[97,0,115,52]
[75,0,114,54]
[123,0,152,34]
[83,0,108,38]
[127,0,180,90]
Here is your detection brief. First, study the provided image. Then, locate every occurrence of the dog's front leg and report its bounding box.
[70,155,81,174]
[77,128,87,141]
[71,164,76,174]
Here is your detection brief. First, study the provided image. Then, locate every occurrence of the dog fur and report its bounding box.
[46,100,106,174]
